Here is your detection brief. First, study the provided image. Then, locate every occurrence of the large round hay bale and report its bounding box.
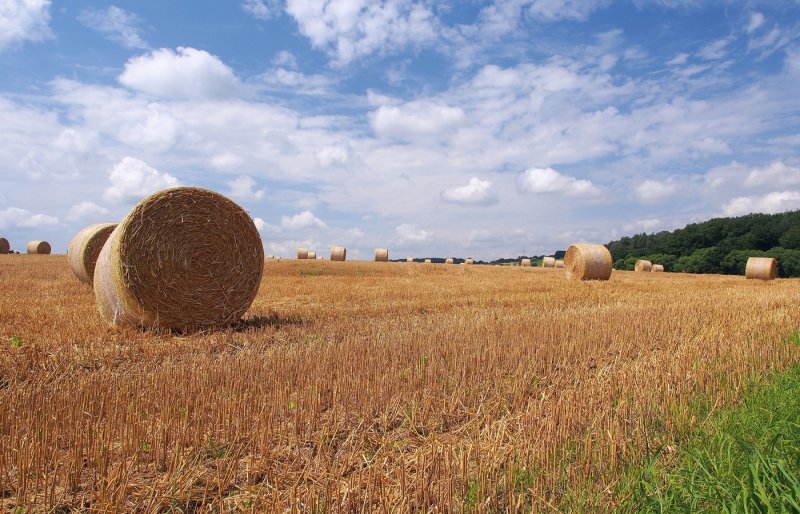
[555,259,564,268]
[0,237,9,254]
[520,258,532,267]
[27,240,51,254]
[296,247,308,260]
[635,259,652,272]
[406,256,413,262]
[465,258,474,265]
[308,251,317,260]
[652,264,664,272]
[375,248,389,262]
[542,256,556,268]
[745,257,777,280]
[424,258,432,264]
[445,257,454,264]
[331,246,346,261]
[564,244,612,281]
[68,223,117,285]
[93,187,264,330]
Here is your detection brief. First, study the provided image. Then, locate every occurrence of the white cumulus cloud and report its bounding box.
[0,207,58,229]
[0,0,51,51]
[281,210,326,230]
[103,157,179,204]
[441,177,498,205]
[395,223,430,242]
[370,101,466,140]
[517,167,600,197]
[723,191,800,216]
[636,179,677,203]
[67,201,110,221]
[78,6,148,49]
[743,161,800,188]
[228,175,266,201]
[241,0,280,19]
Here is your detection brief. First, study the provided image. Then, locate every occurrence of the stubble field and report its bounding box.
[1,255,799,512]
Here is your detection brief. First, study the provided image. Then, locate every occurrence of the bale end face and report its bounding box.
[554,259,564,268]
[68,223,117,285]
[27,240,51,254]
[424,258,432,264]
[307,251,317,260]
[564,243,612,281]
[445,258,454,264]
[745,257,777,280]
[542,256,556,268]
[465,258,474,265]
[520,258,532,267]
[635,259,653,272]
[406,257,413,262]
[652,264,664,272]
[375,248,389,262]
[0,237,9,254]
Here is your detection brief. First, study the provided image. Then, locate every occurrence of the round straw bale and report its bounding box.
[27,241,51,254]
[745,256,777,280]
[445,257,454,264]
[93,187,264,330]
[296,247,308,260]
[635,259,653,272]
[317,256,323,260]
[308,251,317,260]
[330,246,347,261]
[424,258,432,264]
[652,264,664,272]
[555,259,564,268]
[406,257,413,262]
[465,258,474,265]
[542,256,556,268]
[0,237,9,254]
[564,243,612,281]
[520,258,532,267]
[375,248,389,262]
[68,223,117,285]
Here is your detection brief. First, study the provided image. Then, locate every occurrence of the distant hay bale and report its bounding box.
[635,259,653,272]
[521,258,532,267]
[555,259,564,268]
[308,251,317,260]
[424,258,432,264]
[445,257,454,264]
[330,246,347,261]
[0,237,9,254]
[27,240,51,255]
[93,187,264,330]
[296,248,308,260]
[465,258,474,265]
[746,257,777,280]
[564,243,612,281]
[542,257,556,268]
[375,248,389,262]
[317,256,323,260]
[406,257,413,262]
[68,223,117,285]
[652,264,664,272]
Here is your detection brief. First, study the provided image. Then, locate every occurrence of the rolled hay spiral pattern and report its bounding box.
[745,257,777,280]
[635,259,653,272]
[27,241,51,254]
[0,237,9,254]
[330,246,347,261]
[93,187,264,330]
[375,248,389,262]
[68,223,117,285]
[564,244,612,281]
[542,256,556,268]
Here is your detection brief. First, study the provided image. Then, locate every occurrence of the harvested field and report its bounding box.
[1,256,799,512]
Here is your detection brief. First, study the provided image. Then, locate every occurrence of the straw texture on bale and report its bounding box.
[465,258,474,265]
[745,257,777,280]
[375,248,389,262]
[542,256,556,268]
[68,223,117,285]
[93,187,264,330]
[652,264,665,272]
[0,237,9,254]
[424,258,432,264]
[27,241,51,255]
[564,243,612,281]
[296,248,308,260]
[445,258,454,264]
[635,259,653,272]
[555,259,564,268]
[406,257,414,262]
[330,246,347,261]
[521,258,532,267]
[308,251,317,260]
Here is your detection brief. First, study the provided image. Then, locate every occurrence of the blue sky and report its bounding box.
[1,0,799,259]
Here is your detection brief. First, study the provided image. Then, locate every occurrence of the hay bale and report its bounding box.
[564,243,612,281]
[375,248,389,262]
[635,259,653,272]
[27,240,51,254]
[746,257,777,280]
[330,246,347,261]
[296,248,308,260]
[68,223,117,285]
[445,257,454,264]
[308,251,317,260]
[652,264,664,272]
[520,258,532,267]
[406,257,413,262]
[0,237,9,254]
[465,258,474,265]
[424,258,432,264]
[542,256,556,268]
[317,256,323,260]
[555,259,564,268]
[94,187,263,330]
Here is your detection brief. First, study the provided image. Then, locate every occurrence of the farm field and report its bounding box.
[1,256,799,512]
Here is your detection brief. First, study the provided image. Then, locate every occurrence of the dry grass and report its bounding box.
[1,256,799,512]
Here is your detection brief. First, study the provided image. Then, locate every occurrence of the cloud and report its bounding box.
[746,12,765,34]
[67,201,110,221]
[517,167,600,197]
[260,67,336,94]
[272,50,298,68]
[697,38,729,60]
[280,210,326,229]
[636,179,677,203]
[622,218,663,233]
[742,161,800,188]
[103,157,179,204]
[253,217,281,234]
[118,47,244,99]
[228,175,266,201]
[722,191,800,216]
[0,0,51,50]
[0,207,58,229]
[78,6,148,49]
[241,0,280,19]
[666,52,689,66]
[284,0,438,65]
[441,177,498,205]
[395,223,430,242]
[370,101,466,140]
[526,0,610,21]
[316,145,350,167]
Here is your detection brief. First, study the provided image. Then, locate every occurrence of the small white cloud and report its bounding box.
[744,161,800,188]
[395,223,430,243]
[241,0,280,20]
[0,0,51,51]
[210,152,244,171]
[636,179,677,203]
[281,210,326,230]
[623,218,663,233]
[526,0,608,21]
[441,177,498,205]
[78,6,148,49]
[228,175,266,201]
[370,101,466,140]
[723,191,800,216]
[345,227,364,239]
[67,201,110,221]
[698,38,729,60]
[253,217,281,234]
[272,50,297,68]
[103,157,179,204]
[666,52,689,66]
[0,207,58,229]
[119,47,244,99]
[260,67,335,94]
[747,12,765,34]
[517,167,600,197]
[316,145,350,167]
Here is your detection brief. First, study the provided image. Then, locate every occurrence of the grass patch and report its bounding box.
[617,361,800,513]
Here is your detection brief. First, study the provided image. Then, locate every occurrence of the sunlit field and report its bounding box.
[1,255,799,512]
